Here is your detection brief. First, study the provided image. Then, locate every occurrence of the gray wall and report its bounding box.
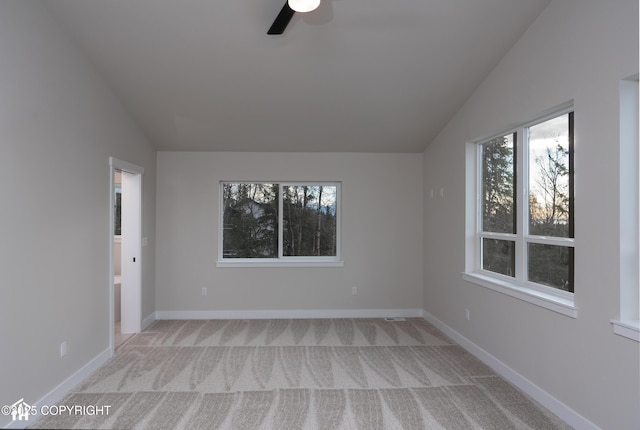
[423,0,639,428]
[1,1,637,429]
[155,152,423,314]
[0,0,156,416]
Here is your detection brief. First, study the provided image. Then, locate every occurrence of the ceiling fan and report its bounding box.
[267,0,320,34]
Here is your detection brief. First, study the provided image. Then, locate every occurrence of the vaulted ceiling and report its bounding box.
[45,0,551,152]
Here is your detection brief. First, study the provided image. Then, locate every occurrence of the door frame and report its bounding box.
[109,157,144,352]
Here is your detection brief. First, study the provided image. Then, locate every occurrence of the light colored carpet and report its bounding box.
[115,321,133,350]
[31,318,571,429]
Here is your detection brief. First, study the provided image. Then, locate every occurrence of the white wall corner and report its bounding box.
[142,312,157,331]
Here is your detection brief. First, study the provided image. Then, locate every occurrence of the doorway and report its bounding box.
[109,157,144,352]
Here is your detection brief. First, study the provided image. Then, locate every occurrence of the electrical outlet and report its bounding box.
[201,287,207,296]
[60,341,67,357]
[352,286,358,295]
[465,309,471,321]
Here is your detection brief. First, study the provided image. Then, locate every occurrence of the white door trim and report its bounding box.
[108,157,144,351]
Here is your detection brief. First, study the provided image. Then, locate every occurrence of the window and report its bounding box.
[612,76,639,341]
[219,182,342,267]
[480,133,517,277]
[526,113,575,292]
[465,105,576,317]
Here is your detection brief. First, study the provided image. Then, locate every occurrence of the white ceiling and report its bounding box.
[45,0,551,152]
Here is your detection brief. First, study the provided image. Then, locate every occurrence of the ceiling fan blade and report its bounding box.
[267,2,295,34]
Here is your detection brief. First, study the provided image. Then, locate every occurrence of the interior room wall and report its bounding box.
[0,0,156,422]
[422,0,639,428]
[155,151,423,315]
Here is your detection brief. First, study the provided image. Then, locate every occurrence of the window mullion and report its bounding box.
[278,184,284,259]
[476,144,484,272]
[515,126,527,284]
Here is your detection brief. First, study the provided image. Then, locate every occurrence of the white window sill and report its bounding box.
[462,272,577,318]
[610,319,640,342]
[217,260,344,268]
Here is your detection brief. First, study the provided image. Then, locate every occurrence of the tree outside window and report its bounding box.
[221,182,339,261]
[479,111,574,293]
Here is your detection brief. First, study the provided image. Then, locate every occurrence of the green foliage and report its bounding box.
[482,239,515,277]
[222,183,278,258]
[283,185,337,257]
[222,183,337,258]
[482,135,515,234]
[527,143,572,291]
[528,243,573,292]
[480,113,573,293]
[529,144,570,237]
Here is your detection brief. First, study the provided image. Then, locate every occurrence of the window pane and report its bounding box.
[528,114,572,237]
[482,238,515,277]
[482,134,516,233]
[222,183,278,258]
[528,243,574,292]
[283,185,337,257]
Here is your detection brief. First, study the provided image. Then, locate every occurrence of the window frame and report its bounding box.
[464,103,577,317]
[611,76,639,341]
[217,181,343,268]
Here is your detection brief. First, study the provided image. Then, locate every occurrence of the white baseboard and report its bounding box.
[421,310,598,430]
[3,348,112,429]
[141,311,156,330]
[155,308,423,320]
